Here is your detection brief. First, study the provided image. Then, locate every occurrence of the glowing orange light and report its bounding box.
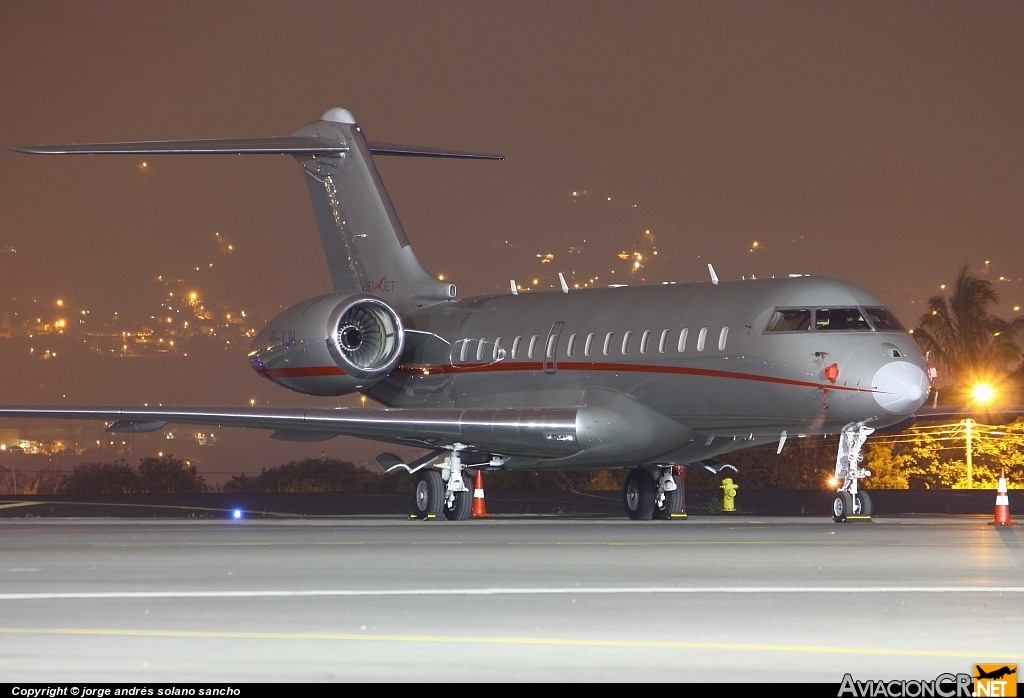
[971,383,995,405]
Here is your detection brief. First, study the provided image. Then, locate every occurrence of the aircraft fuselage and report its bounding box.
[351,275,929,467]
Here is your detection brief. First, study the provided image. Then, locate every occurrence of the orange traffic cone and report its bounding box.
[471,469,490,518]
[989,469,1016,526]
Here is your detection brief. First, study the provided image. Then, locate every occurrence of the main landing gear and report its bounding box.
[623,467,684,520]
[411,445,474,521]
[832,421,874,523]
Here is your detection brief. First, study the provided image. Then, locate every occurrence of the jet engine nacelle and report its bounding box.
[249,293,404,396]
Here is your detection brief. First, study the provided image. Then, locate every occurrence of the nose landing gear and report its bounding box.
[833,422,875,522]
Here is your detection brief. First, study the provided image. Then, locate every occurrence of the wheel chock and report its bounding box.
[669,512,688,519]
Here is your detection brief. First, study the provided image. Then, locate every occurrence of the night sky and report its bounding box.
[1,2,1022,473]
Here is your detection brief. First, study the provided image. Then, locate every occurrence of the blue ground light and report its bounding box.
[232,509,242,520]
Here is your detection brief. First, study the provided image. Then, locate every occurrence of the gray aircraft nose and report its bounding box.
[872,361,930,415]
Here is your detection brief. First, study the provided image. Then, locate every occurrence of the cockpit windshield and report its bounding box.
[814,307,871,331]
[766,309,812,332]
[863,307,905,331]
[765,306,905,333]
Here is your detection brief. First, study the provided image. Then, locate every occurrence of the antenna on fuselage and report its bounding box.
[558,272,569,294]
[708,264,719,285]
[510,280,518,296]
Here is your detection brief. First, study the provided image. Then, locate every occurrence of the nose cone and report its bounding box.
[872,361,930,414]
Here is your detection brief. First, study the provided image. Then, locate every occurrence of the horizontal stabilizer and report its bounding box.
[9,138,502,160]
[8,137,347,156]
[365,141,503,160]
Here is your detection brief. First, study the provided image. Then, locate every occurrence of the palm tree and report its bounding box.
[913,265,1024,392]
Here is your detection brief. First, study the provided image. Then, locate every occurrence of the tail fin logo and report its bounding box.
[364,273,395,294]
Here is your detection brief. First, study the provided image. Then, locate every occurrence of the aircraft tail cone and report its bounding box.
[471,469,490,518]
[989,469,1016,526]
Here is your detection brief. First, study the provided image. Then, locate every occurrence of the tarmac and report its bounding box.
[0,515,1021,682]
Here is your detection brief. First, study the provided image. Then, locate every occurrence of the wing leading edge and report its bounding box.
[0,405,579,458]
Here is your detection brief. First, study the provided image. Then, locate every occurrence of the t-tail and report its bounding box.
[9,108,502,314]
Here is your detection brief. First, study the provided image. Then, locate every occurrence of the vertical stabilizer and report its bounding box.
[293,109,456,313]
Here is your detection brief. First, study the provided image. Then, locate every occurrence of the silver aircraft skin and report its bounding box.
[3,108,931,520]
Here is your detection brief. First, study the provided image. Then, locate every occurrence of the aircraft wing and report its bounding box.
[0,405,581,458]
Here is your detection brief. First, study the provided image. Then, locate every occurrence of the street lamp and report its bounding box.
[965,382,996,489]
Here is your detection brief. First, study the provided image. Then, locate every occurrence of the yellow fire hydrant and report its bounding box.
[720,478,739,512]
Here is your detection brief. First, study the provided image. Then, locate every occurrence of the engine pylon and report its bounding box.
[471,469,490,518]
[989,469,1016,526]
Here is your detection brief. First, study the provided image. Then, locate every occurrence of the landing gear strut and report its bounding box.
[440,447,472,521]
[653,467,684,520]
[833,422,874,522]
[411,445,472,520]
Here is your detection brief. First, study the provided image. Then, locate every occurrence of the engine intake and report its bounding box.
[250,293,404,396]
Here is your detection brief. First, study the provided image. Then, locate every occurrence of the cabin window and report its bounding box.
[658,329,669,353]
[476,338,486,362]
[546,334,557,359]
[766,309,811,332]
[864,307,905,331]
[640,330,651,354]
[493,337,503,361]
[621,331,632,355]
[815,308,871,331]
[603,332,614,356]
[528,335,539,359]
[584,333,595,357]
[718,326,729,351]
[566,333,577,357]
[511,335,521,359]
[459,339,470,362]
[697,327,708,351]
[677,328,689,352]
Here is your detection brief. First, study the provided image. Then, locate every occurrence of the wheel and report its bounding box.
[443,486,472,521]
[623,469,656,520]
[413,470,444,519]
[653,472,683,520]
[854,490,872,516]
[832,491,854,522]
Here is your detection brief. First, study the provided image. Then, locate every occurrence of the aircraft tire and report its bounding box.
[832,491,854,523]
[653,473,683,520]
[854,490,873,516]
[443,488,472,521]
[413,470,444,519]
[623,469,656,521]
